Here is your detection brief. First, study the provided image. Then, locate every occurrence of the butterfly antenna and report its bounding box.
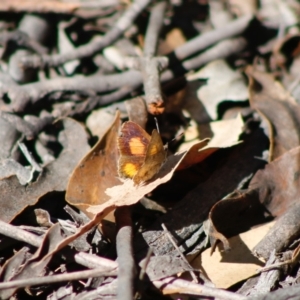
[154,117,160,134]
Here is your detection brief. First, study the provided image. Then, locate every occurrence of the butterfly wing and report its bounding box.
[118,121,151,179]
[133,129,166,185]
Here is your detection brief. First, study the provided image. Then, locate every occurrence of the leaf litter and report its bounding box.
[1,1,300,300]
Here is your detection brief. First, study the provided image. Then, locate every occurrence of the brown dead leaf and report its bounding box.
[47,109,248,259]
[0,247,30,283]
[249,146,300,217]
[0,118,90,222]
[206,189,268,253]
[247,66,300,160]
[65,111,121,225]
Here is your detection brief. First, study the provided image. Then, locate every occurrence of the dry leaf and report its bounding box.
[249,146,300,217]
[179,113,244,152]
[184,59,248,122]
[66,111,121,225]
[195,221,275,288]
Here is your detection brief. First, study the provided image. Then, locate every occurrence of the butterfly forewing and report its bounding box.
[118,121,151,179]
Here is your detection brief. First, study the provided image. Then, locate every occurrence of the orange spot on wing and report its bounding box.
[129,137,146,155]
[123,162,138,178]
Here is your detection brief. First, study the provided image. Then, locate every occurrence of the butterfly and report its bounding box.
[117,121,166,185]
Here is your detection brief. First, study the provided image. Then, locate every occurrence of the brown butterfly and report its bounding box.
[117,121,166,185]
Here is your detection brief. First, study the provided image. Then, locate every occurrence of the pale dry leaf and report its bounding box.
[179,113,243,152]
[194,221,275,288]
[184,59,248,122]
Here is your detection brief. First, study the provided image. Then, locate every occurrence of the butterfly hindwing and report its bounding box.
[133,129,166,184]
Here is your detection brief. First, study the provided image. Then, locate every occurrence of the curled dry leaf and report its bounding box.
[206,188,268,254]
[247,66,300,160]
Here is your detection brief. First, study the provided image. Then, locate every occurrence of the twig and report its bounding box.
[162,37,248,81]
[76,279,118,300]
[171,14,252,62]
[21,0,152,69]
[10,37,247,114]
[139,248,153,281]
[5,15,251,112]
[74,252,118,270]
[0,30,48,54]
[0,268,117,290]
[248,250,279,297]
[6,70,142,112]
[9,14,51,83]
[0,111,42,140]
[161,223,198,283]
[253,203,300,261]
[153,277,248,300]
[257,244,300,273]
[115,206,136,300]
[138,1,168,114]
[0,219,42,247]
[18,142,42,172]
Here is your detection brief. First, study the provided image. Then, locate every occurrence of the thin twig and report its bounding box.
[153,277,248,300]
[162,223,198,283]
[0,30,48,54]
[0,219,42,247]
[133,1,168,114]
[139,248,153,281]
[162,37,248,81]
[0,268,117,290]
[172,14,252,62]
